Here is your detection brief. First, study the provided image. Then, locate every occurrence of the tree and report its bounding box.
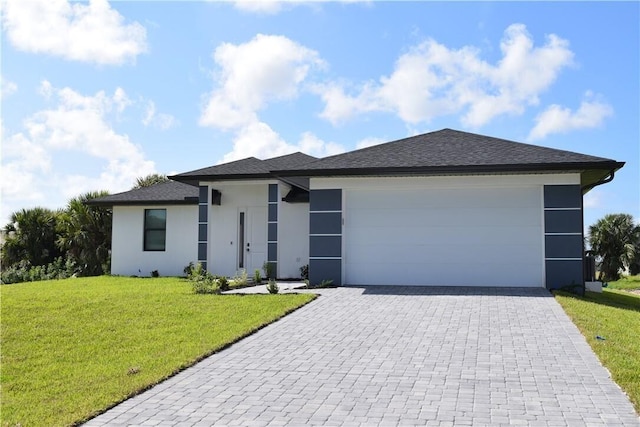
[133,173,169,189]
[1,207,62,267]
[588,213,640,282]
[57,191,112,276]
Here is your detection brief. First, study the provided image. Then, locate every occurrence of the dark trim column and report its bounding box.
[544,185,583,290]
[309,189,342,286]
[267,184,278,278]
[198,185,208,271]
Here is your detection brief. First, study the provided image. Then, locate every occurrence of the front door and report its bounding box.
[238,207,267,274]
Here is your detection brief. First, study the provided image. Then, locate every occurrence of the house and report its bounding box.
[89,129,624,290]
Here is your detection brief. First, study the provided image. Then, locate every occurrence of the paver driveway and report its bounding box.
[86,287,639,426]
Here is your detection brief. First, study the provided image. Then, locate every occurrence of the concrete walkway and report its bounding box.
[86,287,639,426]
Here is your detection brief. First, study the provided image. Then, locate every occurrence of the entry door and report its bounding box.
[238,207,267,274]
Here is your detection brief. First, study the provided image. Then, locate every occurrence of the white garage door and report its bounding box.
[344,186,543,287]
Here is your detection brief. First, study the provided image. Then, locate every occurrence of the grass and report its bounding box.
[554,288,640,413]
[1,276,316,427]
[607,274,640,291]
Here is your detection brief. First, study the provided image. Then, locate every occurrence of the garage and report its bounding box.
[344,185,544,287]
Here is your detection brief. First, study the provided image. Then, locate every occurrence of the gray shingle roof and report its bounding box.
[87,181,199,206]
[171,152,317,181]
[275,129,622,176]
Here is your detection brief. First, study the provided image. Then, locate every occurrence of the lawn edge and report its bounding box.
[76,293,319,426]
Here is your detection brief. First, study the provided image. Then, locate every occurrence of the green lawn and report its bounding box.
[554,289,640,413]
[1,277,315,427]
[607,274,640,291]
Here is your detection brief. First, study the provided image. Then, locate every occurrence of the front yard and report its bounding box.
[0,277,315,426]
[554,288,640,413]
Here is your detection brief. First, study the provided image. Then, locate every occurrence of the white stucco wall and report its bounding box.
[111,205,198,277]
[278,183,309,279]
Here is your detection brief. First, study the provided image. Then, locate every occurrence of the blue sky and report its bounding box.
[1,1,638,232]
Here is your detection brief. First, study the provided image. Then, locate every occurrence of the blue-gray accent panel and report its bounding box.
[310,189,342,211]
[268,204,278,222]
[198,243,207,261]
[268,184,278,203]
[268,223,277,241]
[309,258,342,286]
[545,259,583,290]
[310,212,342,235]
[544,210,582,234]
[198,205,208,222]
[310,235,342,258]
[199,186,208,203]
[544,185,581,209]
[198,224,207,242]
[545,235,583,259]
[268,243,277,262]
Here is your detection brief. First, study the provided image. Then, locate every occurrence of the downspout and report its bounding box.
[580,169,616,295]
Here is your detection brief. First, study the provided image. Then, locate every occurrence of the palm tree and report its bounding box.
[57,191,112,276]
[133,173,169,189]
[588,213,640,281]
[1,207,62,267]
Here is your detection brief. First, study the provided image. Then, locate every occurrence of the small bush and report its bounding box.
[300,264,309,280]
[266,279,279,294]
[217,276,229,292]
[254,269,261,284]
[233,269,248,288]
[183,262,195,278]
[150,270,160,278]
[188,262,220,294]
[262,262,275,280]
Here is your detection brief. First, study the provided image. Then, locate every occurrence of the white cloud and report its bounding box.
[230,0,371,14]
[142,100,178,130]
[583,190,602,209]
[1,75,17,97]
[355,137,385,149]
[317,24,574,128]
[199,34,324,130]
[2,0,147,65]
[528,94,613,141]
[1,83,156,222]
[233,0,287,14]
[220,121,344,163]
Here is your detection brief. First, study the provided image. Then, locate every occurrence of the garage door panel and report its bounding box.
[346,260,542,287]
[347,242,540,265]
[349,187,540,210]
[347,225,542,244]
[344,186,543,287]
[347,207,541,228]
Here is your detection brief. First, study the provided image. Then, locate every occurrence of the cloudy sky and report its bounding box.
[1,0,638,230]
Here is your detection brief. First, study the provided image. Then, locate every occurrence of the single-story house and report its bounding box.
[89,128,623,289]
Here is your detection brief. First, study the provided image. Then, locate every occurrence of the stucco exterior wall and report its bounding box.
[278,183,310,279]
[111,205,198,277]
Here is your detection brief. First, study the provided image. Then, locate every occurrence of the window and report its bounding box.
[144,209,166,251]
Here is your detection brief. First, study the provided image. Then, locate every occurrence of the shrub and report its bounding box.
[183,262,195,278]
[188,262,220,294]
[150,270,160,278]
[262,262,275,280]
[300,264,309,280]
[217,276,229,292]
[233,269,248,288]
[266,279,279,294]
[254,269,261,284]
[1,257,78,284]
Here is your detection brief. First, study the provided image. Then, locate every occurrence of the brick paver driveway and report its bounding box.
[86,287,639,426]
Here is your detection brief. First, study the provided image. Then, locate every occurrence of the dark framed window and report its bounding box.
[144,209,166,251]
